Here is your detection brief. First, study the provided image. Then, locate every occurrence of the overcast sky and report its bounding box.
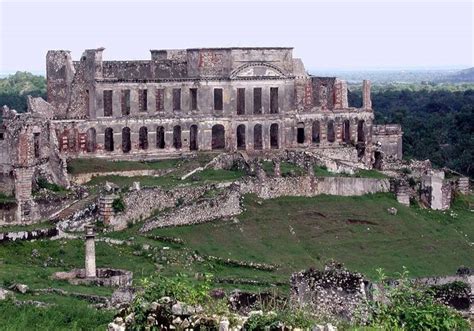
[0,0,472,74]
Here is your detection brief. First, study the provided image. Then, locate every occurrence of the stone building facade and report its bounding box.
[0,46,404,223]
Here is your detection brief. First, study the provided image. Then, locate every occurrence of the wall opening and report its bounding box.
[270,123,279,149]
[173,125,182,149]
[270,87,279,114]
[122,127,131,153]
[253,88,262,114]
[139,126,148,150]
[190,88,198,111]
[121,90,130,116]
[237,124,246,150]
[138,89,148,112]
[190,125,198,151]
[237,88,245,115]
[214,88,223,111]
[254,124,263,150]
[104,128,114,152]
[85,89,90,117]
[156,89,164,112]
[343,119,351,143]
[312,121,320,143]
[33,133,40,158]
[173,88,181,111]
[212,124,225,150]
[327,120,335,143]
[103,90,113,117]
[358,120,365,142]
[156,126,165,149]
[297,122,305,144]
[86,128,97,153]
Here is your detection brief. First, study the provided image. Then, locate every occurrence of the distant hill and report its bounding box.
[436,67,474,83]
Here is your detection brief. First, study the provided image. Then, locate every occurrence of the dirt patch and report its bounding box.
[346,219,378,225]
[296,210,327,218]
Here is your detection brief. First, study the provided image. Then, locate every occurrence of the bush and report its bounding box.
[112,197,125,213]
[36,177,66,192]
[366,268,469,331]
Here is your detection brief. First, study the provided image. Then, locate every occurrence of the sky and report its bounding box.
[0,0,473,74]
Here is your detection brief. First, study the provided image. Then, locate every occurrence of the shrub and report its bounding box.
[366,268,469,331]
[36,177,66,192]
[112,197,125,213]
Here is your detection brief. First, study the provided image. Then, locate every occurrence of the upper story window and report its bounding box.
[270,87,279,114]
[156,89,164,112]
[33,133,40,158]
[173,88,181,111]
[138,89,148,112]
[214,88,223,111]
[190,88,198,110]
[237,88,245,115]
[103,90,113,117]
[253,88,262,114]
[121,90,130,116]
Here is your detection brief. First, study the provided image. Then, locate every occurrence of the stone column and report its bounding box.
[85,225,96,278]
[362,80,372,110]
[99,194,116,226]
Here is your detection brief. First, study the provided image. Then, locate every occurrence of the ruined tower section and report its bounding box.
[46,50,75,118]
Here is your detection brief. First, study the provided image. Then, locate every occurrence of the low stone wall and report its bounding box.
[111,185,211,230]
[0,203,17,225]
[0,227,58,243]
[317,177,390,196]
[69,168,172,185]
[53,268,133,287]
[140,185,241,232]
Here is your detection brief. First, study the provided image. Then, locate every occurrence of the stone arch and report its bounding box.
[358,120,365,142]
[237,124,246,150]
[122,127,131,153]
[270,123,279,149]
[139,126,148,150]
[342,119,351,143]
[190,124,198,151]
[312,121,320,144]
[327,120,335,143]
[104,127,114,152]
[230,63,286,79]
[297,122,305,144]
[156,126,165,149]
[173,125,182,149]
[212,124,225,150]
[86,128,97,153]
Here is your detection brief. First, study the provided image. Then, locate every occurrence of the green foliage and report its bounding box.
[36,177,66,193]
[0,72,46,113]
[245,309,316,330]
[366,268,469,331]
[112,196,126,213]
[355,85,474,178]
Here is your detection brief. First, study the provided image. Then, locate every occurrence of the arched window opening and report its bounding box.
[297,122,305,144]
[122,127,131,153]
[327,120,335,143]
[212,124,225,150]
[270,123,279,149]
[237,125,246,150]
[156,126,165,149]
[139,126,148,150]
[190,125,198,151]
[312,121,320,144]
[173,126,182,149]
[343,119,351,143]
[104,128,114,152]
[254,124,263,150]
[358,120,365,142]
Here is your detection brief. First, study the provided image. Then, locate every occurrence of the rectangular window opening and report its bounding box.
[156,89,164,112]
[190,88,198,110]
[103,90,113,117]
[253,88,262,114]
[121,90,130,116]
[214,88,223,111]
[173,88,181,111]
[139,89,148,112]
[270,87,279,114]
[237,88,245,115]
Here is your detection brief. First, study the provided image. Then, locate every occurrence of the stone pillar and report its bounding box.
[362,80,372,110]
[85,225,96,278]
[99,194,116,226]
[306,160,314,178]
[396,184,410,206]
[457,177,470,195]
[273,159,281,177]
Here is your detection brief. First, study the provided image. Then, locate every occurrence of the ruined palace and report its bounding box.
[0,47,403,222]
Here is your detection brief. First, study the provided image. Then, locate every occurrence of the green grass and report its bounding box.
[262,161,305,176]
[67,158,181,175]
[85,168,245,189]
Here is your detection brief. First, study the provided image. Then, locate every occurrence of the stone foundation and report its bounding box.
[53,268,133,287]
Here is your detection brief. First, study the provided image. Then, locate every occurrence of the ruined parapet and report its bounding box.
[421,171,452,210]
[457,177,470,195]
[84,225,96,278]
[362,80,372,110]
